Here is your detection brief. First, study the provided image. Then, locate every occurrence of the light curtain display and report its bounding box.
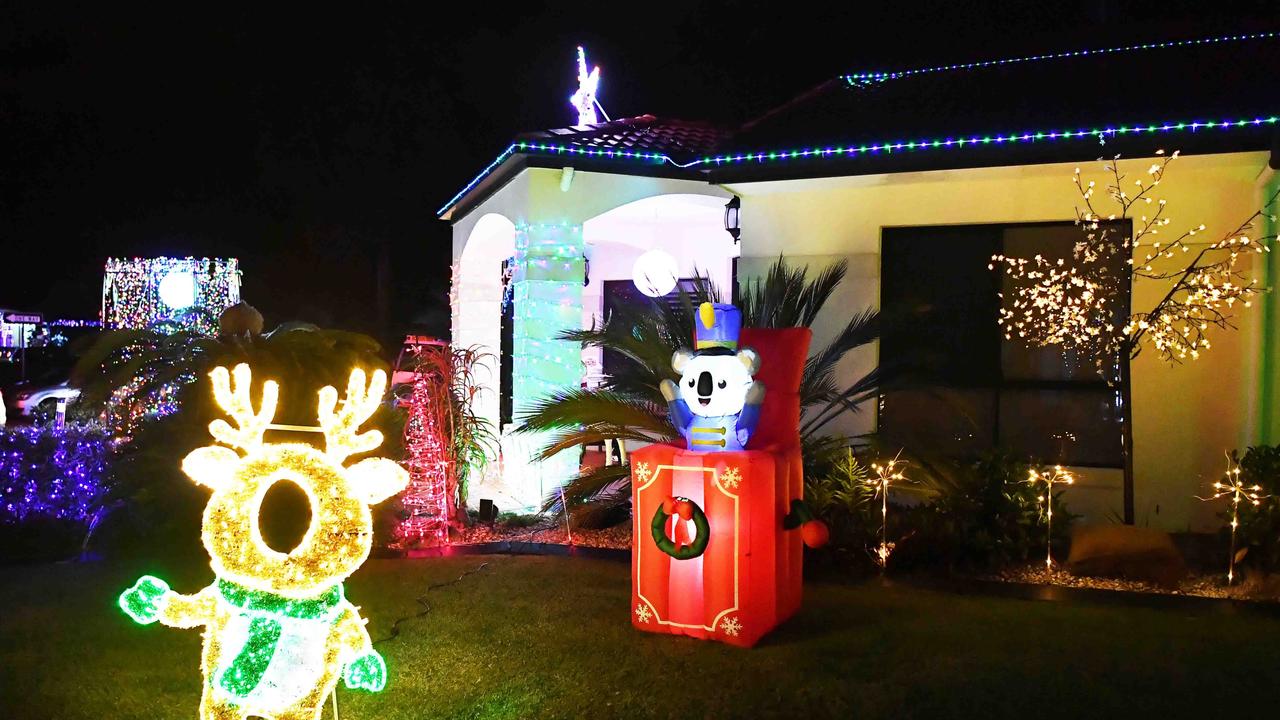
[119,364,407,719]
[102,257,241,334]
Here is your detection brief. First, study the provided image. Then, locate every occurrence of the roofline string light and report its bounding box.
[438,115,1278,216]
[843,31,1278,84]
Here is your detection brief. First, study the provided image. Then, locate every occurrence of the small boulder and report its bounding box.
[219,302,264,337]
[1066,524,1188,588]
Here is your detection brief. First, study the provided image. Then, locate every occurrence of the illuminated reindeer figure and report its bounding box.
[120,364,408,720]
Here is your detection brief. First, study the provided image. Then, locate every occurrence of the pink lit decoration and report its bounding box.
[398,343,455,547]
[569,46,600,126]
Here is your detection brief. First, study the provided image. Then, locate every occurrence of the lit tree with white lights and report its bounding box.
[992,152,1279,523]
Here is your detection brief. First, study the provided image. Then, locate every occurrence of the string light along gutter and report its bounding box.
[842,31,1278,84]
[438,115,1278,217]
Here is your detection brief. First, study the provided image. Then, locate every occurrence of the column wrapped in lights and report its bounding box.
[508,223,585,509]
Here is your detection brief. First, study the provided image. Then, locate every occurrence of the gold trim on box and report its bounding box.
[634,464,741,632]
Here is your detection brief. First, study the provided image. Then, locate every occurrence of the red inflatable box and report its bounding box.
[630,327,810,648]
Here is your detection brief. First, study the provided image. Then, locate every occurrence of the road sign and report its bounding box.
[2,312,41,324]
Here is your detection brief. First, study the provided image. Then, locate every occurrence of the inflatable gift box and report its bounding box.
[631,310,816,648]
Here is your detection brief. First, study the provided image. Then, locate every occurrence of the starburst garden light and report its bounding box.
[119,364,407,720]
[102,257,241,334]
[867,453,910,570]
[1027,466,1075,569]
[1197,453,1270,584]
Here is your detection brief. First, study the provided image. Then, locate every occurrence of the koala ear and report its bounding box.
[672,349,694,373]
[347,458,410,505]
[737,348,761,375]
[182,446,240,489]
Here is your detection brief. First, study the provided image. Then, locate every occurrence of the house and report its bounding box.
[439,32,1280,530]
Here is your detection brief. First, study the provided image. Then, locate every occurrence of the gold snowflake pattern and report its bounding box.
[719,466,742,490]
[719,616,741,637]
[634,462,652,484]
[634,603,653,624]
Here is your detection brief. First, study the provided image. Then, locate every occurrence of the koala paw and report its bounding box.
[119,575,170,625]
[659,379,679,402]
[737,428,750,445]
[344,650,388,692]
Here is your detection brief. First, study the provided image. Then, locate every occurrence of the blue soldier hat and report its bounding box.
[694,302,741,351]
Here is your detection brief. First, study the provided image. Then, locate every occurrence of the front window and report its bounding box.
[879,221,1130,468]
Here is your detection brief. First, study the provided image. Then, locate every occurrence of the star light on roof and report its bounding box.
[569,46,601,126]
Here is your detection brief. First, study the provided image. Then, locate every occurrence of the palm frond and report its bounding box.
[516,389,675,438]
[542,463,633,511]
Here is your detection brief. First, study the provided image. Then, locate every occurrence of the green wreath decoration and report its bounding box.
[651,498,710,560]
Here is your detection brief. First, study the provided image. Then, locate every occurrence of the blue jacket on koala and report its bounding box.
[668,399,763,453]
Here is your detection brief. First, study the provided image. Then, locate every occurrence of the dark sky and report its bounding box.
[2,1,1274,347]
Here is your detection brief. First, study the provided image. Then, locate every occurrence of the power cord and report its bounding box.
[372,562,491,646]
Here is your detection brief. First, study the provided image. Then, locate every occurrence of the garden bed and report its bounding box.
[451,519,632,550]
[981,563,1280,603]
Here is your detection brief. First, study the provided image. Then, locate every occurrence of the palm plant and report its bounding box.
[70,314,394,552]
[517,256,884,522]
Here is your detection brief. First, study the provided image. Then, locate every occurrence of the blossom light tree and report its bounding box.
[991,152,1279,522]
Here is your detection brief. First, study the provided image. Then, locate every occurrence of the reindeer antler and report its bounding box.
[208,364,279,452]
[317,368,387,462]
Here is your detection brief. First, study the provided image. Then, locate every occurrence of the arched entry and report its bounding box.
[453,213,516,461]
[582,194,739,386]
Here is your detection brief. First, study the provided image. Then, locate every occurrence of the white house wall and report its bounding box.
[730,151,1271,531]
[450,167,733,510]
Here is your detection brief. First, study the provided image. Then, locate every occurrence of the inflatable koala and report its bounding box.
[660,302,764,452]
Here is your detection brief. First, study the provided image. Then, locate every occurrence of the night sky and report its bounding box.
[3,1,1274,347]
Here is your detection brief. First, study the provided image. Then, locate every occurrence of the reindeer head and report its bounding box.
[182,364,408,598]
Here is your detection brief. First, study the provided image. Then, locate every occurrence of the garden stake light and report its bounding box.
[868,452,908,571]
[1027,466,1074,569]
[1197,452,1269,584]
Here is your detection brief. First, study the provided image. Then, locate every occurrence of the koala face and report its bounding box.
[673,348,759,417]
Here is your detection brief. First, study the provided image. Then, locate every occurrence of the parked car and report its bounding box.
[12,380,80,416]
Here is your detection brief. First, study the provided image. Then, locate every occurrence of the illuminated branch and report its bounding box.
[993,152,1278,371]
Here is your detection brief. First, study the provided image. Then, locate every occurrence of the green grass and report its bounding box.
[0,554,1276,719]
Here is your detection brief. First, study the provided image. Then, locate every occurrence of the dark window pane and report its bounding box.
[601,279,700,380]
[880,387,996,458]
[998,224,1131,383]
[880,221,1129,469]
[881,225,1001,386]
[997,388,1124,467]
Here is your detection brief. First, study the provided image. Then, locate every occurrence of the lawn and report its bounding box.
[0,553,1275,720]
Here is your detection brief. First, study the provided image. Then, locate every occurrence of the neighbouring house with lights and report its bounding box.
[102,257,242,335]
[438,34,1280,530]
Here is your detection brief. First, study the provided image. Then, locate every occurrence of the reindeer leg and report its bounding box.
[272,674,339,720]
[199,687,244,720]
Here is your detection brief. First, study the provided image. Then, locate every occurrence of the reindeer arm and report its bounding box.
[119,576,217,627]
[158,584,219,628]
[335,602,387,692]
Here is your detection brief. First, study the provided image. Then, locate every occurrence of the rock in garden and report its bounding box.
[1066,524,1188,588]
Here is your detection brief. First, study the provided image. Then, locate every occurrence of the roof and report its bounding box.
[517,114,730,163]
[440,31,1280,221]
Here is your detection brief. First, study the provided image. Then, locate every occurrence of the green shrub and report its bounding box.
[903,450,1072,570]
[1233,444,1280,571]
[806,445,1073,572]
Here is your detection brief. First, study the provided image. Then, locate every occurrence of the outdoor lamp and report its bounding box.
[724,196,741,244]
